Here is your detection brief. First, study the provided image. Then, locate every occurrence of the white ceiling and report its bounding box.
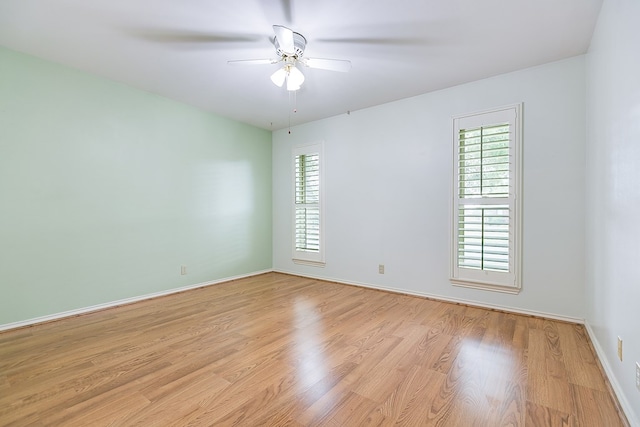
[0,0,602,130]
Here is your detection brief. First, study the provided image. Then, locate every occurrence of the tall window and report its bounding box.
[293,143,324,266]
[451,104,522,292]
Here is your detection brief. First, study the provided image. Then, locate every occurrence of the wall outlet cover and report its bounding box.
[617,336,623,361]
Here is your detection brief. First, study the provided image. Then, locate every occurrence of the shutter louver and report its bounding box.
[458,205,510,272]
[458,124,510,198]
[295,153,320,253]
[457,123,511,273]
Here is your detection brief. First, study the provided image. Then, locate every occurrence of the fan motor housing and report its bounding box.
[274,32,307,58]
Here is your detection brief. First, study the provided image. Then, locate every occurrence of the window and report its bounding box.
[292,143,324,266]
[451,104,522,293]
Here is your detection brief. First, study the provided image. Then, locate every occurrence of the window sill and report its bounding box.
[293,259,326,268]
[450,278,521,295]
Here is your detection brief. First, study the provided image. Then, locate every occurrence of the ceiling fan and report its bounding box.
[228,25,351,91]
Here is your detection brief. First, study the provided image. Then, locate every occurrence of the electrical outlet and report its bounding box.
[636,362,640,391]
[617,337,623,361]
[378,264,384,274]
[181,265,187,275]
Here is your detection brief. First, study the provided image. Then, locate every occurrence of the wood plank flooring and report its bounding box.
[0,273,628,426]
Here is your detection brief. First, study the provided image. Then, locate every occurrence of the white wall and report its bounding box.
[273,56,586,320]
[586,0,640,423]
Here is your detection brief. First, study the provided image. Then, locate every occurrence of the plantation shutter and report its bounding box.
[295,153,320,252]
[452,105,521,292]
[293,143,324,266]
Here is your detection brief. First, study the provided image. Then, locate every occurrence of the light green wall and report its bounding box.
[0,47,272,325]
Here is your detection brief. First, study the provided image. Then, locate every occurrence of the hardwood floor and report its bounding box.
[0,273,627,426]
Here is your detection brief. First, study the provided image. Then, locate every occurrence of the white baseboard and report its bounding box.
[0,269,273,332]
[585,322,639,427]
[273,268,584,324]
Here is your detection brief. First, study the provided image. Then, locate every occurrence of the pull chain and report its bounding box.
[288,90,298,135]
[288,90,291,134]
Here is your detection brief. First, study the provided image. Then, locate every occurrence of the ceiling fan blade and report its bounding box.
[129,29,265,44]
[302,58,352,72]
[315,36,425,46]
[227,59,279,66]
[273,25,295,55]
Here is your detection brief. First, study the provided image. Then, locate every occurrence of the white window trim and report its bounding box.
[292,142,325,267]
[450,104,522,293]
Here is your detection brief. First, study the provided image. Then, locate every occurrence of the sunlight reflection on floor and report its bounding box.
[292,297,330,398]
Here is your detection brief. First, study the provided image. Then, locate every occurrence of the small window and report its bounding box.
[451,104,522,293]
[292,143,324,266]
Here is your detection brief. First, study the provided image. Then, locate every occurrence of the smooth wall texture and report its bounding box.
[0,47,272,326]
[586,0,640,422]
[273,56,586,320]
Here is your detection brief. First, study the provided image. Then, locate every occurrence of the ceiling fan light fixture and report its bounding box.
[230,25,348,92]
[286,65,304,91]
[286,81,301,91]
[270,67,287,87]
